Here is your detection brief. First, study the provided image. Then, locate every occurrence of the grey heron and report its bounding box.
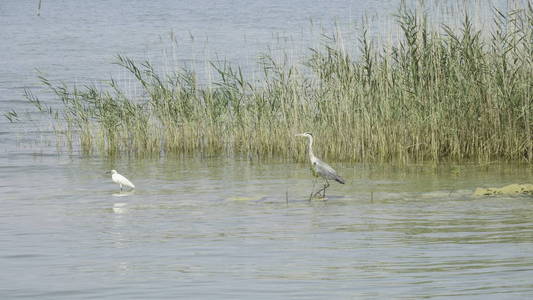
[295,132,345,198]
[108,170,135,191]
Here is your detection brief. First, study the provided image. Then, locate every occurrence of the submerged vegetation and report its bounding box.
[20,5,533,163]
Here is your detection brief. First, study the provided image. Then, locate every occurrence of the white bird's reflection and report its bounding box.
[112,202,128,214]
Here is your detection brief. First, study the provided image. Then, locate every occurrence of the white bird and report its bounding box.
[109,170,135,191]
[296,132,345,198]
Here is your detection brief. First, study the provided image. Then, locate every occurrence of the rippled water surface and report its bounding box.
[2,156,533,299]
[1,0,533,298]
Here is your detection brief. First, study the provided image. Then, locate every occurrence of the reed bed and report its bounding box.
[22,6,533,163]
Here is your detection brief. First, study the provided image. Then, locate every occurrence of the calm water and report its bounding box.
[2,157,533,298]
[1,0,533,299]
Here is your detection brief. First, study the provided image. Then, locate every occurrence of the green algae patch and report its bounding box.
[227,196,264,202]
[474,184,533,196]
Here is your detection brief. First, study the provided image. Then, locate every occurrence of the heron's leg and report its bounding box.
[120,184,123,191]
[322,180,330,198]
[309,177,318,200]
[313,179,328,199]
[312,181,322,198]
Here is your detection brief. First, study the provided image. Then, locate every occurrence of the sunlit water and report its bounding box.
[2,157,533,298]
[1,0,533,298]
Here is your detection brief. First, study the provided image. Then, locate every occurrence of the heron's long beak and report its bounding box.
[295,133,306,137]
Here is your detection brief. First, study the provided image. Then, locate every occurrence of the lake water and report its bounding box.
[1,0,533,299]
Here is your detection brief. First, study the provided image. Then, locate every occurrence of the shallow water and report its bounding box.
[2,0,533,298]
[2,156,533,299]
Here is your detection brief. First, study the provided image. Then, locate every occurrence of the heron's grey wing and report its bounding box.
[314,159,337,177]
[314,159,345,183]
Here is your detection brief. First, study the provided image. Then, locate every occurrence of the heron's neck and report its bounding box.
[307,136,316,162]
